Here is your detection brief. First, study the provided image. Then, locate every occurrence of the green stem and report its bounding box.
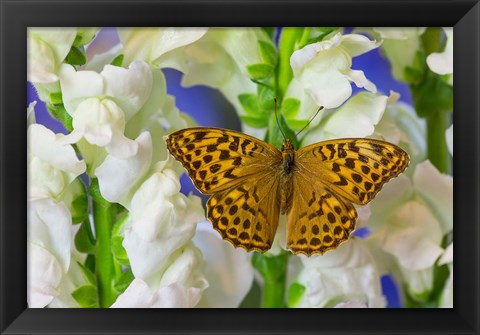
[252,252,289,308]
[263,275,287,308]
[90,178,117,307]
[276,27,304,101]
[426,112,450,174]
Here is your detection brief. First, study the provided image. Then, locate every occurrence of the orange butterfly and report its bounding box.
[166,127,409,256]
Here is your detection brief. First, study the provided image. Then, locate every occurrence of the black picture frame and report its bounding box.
[1,0,479,334]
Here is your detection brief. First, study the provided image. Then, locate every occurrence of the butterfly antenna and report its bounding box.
[295,105,324,137]
[274,98,287,141]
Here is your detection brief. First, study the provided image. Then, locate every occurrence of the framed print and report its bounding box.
[1,0,479,334]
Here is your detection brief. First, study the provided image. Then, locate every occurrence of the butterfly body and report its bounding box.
[280,139,295,214]
[166,127,409,256]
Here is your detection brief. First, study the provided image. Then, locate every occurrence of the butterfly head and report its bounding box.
[281,139,294,153]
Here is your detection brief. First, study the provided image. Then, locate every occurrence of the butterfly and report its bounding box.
[166,127,409,256]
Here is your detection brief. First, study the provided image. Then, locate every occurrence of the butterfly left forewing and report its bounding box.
[166,127,282,194]
[295,138,410,205]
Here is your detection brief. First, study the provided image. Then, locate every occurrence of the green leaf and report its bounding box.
[247,63,274,80]
[240,115,269,128]
[113,268,135,294]
[111,54,124,67]
[411,72,453,118]
[65,45,87,66]
[77,261,97,286]
[46,103,73,132]
[111,215,130,266]
[258,41,277,66]
[89,178,110,207]
[305,27,340,46]
[85,254,96,274]
[281,98,301,119]
[49,92,63,105]
[71,193,89,224]
[287,282,306,307]
[72,285,99,308]
[238,94,259,115]
[261,27,276,40]
[75,219,96,254]
[74,28,98,46]
[267,111,299,150]
[404,49,427,84]
[257,85,276,112]
[429,262,450,305]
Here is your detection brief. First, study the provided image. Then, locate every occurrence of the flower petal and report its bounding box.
[27,28,77,83]
[413,161,453,233]
[95,131,152,205]
[28,198,72,272]
[193,221,254,307]
[295,238,385,308]
[111,279,202,308]
[118,27,208,67]
[426,28,453,75]
[303,92,388,144]
[28,243,63,307]
[381,201,444,270]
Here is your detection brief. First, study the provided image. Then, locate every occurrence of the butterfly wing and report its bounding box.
[286,172,358,255]
[166,127,283,252]
[207,171,281,252]
[295,138,410,205]
[166,127,282,193]
[286,138,409,256]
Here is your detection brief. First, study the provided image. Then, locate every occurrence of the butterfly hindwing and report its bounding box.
[295,138,410,205]
[166,127,282,194]
[286,172,358,255]
[207,171,281,252]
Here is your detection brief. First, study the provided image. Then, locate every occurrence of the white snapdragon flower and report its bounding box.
[290,33,380,109]
[58,61,153,159]
[119,27,271,116]
[426,28,453,77]
[301,92,389,145]
[292,238,386,308]
[28,103,87,307]
[27,28,77,83]
[48,251,90,308]
[122,167,205,282]
[368,28,426,83]
[373,93,427,171]
[95,131,153,207]
[28,199,72,307]
[438,243,453,308]
[111,279,203,308]
[28,124,86,200]
[118,27,208,70]
[367,160,452,299]
[193,221,255,307]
